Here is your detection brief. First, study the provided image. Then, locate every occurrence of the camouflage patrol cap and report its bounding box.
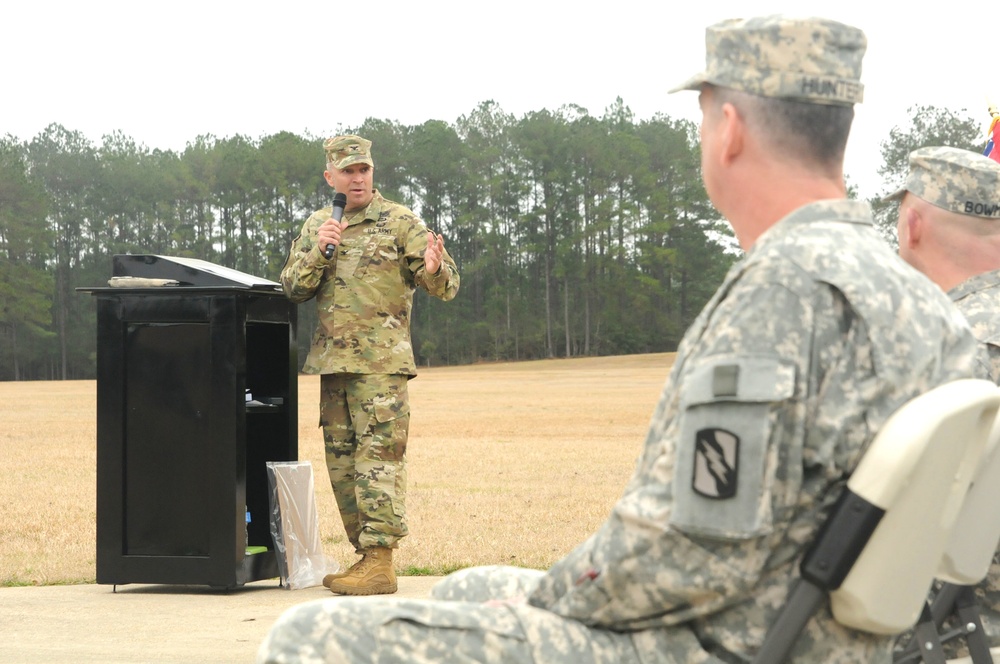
[885,146,1000,219]
[323,135,374,170]
[669,15,866,106]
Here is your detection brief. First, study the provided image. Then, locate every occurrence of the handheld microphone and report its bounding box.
[324,192,348,259]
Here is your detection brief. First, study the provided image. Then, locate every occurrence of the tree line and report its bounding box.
[0,99,987,381]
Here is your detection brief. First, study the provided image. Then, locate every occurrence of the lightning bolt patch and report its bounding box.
[693,428,739,499]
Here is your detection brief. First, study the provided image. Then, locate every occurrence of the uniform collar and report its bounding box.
[948,268,1000,303]
[751,199,874,252]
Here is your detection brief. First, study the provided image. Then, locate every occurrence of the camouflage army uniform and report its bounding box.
[281,189,459,551]
[259,200,979,663]
[951,270,1000,383]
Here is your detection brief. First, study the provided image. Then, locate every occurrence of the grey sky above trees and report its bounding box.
[4,0,995,201]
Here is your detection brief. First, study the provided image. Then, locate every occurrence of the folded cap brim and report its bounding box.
[668,72,709,94]
[883,186,907,203]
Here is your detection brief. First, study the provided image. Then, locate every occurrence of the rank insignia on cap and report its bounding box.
[693,428,739,499]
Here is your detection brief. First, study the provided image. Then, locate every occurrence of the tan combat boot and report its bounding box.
[322,552,367,588]
[327,546,397,595]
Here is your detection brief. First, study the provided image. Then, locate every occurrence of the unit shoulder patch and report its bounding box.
[692,427,740,499]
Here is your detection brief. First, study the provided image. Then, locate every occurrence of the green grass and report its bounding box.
[3,576,95,588]
[398,563,469,577]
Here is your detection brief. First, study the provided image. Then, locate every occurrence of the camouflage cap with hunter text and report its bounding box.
[885,146,1000,219]
[324,135,374,170]
[669,15,866,106]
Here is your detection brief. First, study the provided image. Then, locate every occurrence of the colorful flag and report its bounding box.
[985,105,1000,163]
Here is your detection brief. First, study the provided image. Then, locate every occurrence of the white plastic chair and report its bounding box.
[896,408,1000,664]
[752,379,1000,664]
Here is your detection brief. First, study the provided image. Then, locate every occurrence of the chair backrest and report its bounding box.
[891,414,1000,663]
[829,379,1000,634]
[936,412,1000,585]
[753,379,1000,664]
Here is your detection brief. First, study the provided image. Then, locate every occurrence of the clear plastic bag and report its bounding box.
[265,461,339,589]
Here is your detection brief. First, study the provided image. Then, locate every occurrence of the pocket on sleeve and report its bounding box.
[669,355,796,539]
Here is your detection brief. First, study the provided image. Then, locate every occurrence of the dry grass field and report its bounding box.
[0,353,674,586]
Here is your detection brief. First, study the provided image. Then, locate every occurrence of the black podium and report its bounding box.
[79,255,297,588]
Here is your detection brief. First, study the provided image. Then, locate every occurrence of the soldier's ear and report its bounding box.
[902,205,923,249]
[719,102,745,166]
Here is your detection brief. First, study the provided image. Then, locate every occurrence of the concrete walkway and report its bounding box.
[4,577,442,663]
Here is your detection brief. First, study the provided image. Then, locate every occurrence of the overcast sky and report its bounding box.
[4,0,995,199]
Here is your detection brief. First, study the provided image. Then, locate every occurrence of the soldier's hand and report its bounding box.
[317,218,349,259]
[425,231,445,274]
